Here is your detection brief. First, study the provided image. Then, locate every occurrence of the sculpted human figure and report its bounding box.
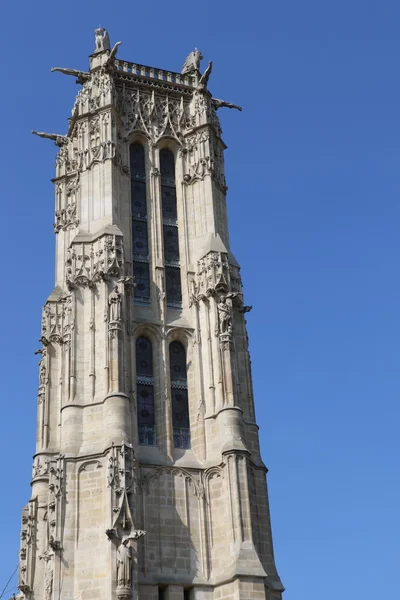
[39,359,47,387]
[109,285,122,322]
[116,537,132,589]
[217,295,232,335]
[40,550,54,600]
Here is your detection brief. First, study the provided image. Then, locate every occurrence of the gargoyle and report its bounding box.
[31,131,68,146]
[211,98,242,112]
[51,67,91,85]
[104,41,122,71]
[197,61,213,92]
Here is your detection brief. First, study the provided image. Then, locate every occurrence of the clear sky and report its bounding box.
[0,1,399,599]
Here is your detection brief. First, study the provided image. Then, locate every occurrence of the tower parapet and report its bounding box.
[20,29,284,600]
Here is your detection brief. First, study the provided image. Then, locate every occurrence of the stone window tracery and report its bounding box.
[160,149,182,306]
[169,341,190,449]
[136,336,155,445]
[130,143,150,303]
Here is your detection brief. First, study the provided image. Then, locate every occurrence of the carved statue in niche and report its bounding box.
[95,27,110,53]
[116,531,146,597]
[116,536,132,589]
[217,295,232,335]
[109,285,122,322]
[40,549,54,600]
[39,358,47,387]
[181,48,203,74]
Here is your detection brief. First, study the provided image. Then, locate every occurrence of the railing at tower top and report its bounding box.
[114,59,197,88]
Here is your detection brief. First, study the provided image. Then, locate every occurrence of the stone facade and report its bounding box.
[19,29,284,600]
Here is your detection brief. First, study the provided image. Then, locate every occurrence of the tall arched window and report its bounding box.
[136,336,155,445]
[169,341,190,449]
[130,143,150,304]
[160,149,182,306]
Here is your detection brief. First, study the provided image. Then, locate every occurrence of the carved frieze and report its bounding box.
[18,499,37,595]
[32,455,50,480]
[42,294,73,345]
[181,129,227,192]
[107,443,138,539]
[196,251,230,297]
[117,87,187,143]
[55,112,117,177]
[46,454,64,551]
[54,176,80,233]
[66,234,124,289]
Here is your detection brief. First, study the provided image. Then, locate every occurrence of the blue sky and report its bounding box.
[0,1,399,599]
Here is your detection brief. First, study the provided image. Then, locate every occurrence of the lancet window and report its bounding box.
[130,143,150,304]
[160,149,182,306]
[136,336,155,445]
[169,341,190,449]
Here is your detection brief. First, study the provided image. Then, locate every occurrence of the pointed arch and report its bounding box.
[142,466,203,498]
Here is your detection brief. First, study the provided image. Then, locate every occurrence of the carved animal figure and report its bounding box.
[211,98,243,112]
[51,67,90,84]
[197,61,213,91]
[181,48,203,74]
[31,131,68,146]
[95,27,110,52]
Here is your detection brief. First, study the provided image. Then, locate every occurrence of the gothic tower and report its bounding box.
[19,29,284,600]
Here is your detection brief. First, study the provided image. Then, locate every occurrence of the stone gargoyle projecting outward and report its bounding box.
[51,67,91,84]
[31,130,67,146]
[195,59,242,112]
[212,98,242,112]
[197,61,213,91]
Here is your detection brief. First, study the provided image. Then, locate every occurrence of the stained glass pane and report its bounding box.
[172,388,189,428]
[136,336,155,446]
[163,225,180,264]
[169,341,190,449]
[132,219,149,257]
[160,149,177,221]
[169,341,187,381]
[136,337,153,376]
[165,266,182,305]
[131,182,147,218]
[130,143,146,180]
[160,149,175,184]
[130,144,147,218]
[161,185,177,221]
[133,261,150,303]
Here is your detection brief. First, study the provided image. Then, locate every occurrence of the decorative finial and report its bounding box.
[94,27,111,53]
[181,48,203,75]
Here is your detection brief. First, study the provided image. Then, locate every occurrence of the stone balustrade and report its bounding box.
[115,59,197,87]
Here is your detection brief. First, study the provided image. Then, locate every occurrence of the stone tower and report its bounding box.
[19,29,284,600]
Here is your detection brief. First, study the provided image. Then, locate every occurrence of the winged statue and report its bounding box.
[181,48,203,75]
